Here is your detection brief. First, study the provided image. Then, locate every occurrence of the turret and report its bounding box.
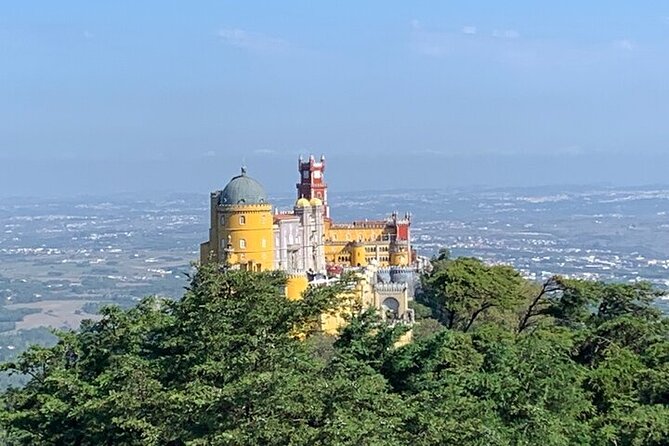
[296,154,330,218]
[389,211,411,266]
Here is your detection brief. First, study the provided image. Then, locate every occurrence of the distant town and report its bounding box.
[0,185,668,337]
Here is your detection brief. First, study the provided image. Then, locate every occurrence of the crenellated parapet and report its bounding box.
[375,282,408,293]
[376,267,392,283]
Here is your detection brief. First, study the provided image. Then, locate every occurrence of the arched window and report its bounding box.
[239,215,246,225]
[220,215,225,225]
[239,239,247,249]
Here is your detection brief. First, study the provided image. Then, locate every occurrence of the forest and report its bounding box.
[0,254,668,445]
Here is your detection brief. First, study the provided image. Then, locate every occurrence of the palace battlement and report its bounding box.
[375,282,408,293]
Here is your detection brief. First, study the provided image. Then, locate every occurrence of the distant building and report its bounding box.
[200,154,416,334]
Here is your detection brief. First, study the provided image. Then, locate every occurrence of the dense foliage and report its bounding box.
[1,258,668,445]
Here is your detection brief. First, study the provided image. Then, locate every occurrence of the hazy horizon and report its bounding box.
[3,1,669,196]
[1,151,668,198]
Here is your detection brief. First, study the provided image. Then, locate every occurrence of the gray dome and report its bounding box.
[219,167,268,205]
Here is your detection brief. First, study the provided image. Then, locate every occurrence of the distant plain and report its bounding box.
[1,184,668,333]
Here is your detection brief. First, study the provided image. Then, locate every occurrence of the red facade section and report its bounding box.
[296,154,330,218]
[396,222,410,241]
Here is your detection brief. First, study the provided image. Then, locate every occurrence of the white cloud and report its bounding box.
[614,39,634,51]
[409,20,651,72]
[410,23,521,59]
[492,29,520,39]
[217,28,289,53]
[253,149,277,155]
[555,145,582,156]
[414,42,449,57]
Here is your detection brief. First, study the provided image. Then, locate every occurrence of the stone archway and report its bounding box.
[381,297,400,320]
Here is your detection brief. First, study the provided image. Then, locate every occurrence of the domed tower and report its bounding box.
[200,167,274,271]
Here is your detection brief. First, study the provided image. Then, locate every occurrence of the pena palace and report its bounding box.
[200,154,420,334]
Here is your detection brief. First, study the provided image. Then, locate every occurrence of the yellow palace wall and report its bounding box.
[217,203,275,272]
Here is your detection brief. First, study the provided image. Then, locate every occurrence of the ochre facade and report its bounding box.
[200,171,274,271]
[200,155,416,335]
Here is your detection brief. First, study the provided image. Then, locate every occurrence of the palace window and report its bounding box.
[220,215,225,225]
[239,215,246,225]
[261,238,267,248]
[239,239,247,249]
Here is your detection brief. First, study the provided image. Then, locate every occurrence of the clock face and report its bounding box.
[313,170,321,179]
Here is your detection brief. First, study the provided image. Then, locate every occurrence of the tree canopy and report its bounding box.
[1,259,668,445]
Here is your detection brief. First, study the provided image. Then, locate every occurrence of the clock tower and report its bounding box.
[296,154,330,218]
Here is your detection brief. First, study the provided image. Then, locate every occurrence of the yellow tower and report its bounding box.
[349,243,368,267]
[389,250,409,266]
[285,272,309,301]
[202,167,274,271]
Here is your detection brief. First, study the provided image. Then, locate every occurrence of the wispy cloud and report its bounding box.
[217,28,289,53]
[253,148,277,155]
[555,145,583,156]
[410,23,521,58]
[411,34,451,57]
[409,20,526,58]
[411,144,587,158]
[492,29,520,39]
[613,39,634,51]
[409,21,646,70]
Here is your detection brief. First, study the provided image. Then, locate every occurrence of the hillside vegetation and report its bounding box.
[1,258,668,445]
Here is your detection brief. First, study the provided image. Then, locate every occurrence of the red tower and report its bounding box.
[296,154,330,218]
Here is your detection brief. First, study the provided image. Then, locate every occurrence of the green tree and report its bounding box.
[2,259,669,445]
[421,257,526,332]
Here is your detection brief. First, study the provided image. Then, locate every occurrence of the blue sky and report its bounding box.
[2,1,669,196]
